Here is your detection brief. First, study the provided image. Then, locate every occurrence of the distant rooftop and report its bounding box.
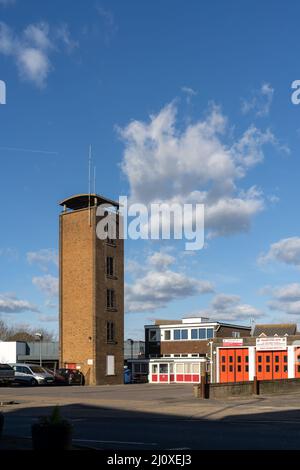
[151,317,251,329]
[59,193,119,211]
[252,323,297,337]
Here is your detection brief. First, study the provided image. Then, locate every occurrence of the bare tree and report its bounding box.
[0,319,55,342]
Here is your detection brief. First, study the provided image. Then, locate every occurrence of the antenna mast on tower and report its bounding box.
[88,144,92,226]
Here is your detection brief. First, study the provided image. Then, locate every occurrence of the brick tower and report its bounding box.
[59,194,124,385]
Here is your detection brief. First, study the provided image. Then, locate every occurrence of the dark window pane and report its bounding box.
[199,329,206,339]
[258,356,262,363]
[245,366,249,372]
[191,329,198,340]
[181,329,188,340]
[174,330,180,340]
[284,355,288,363]
[207,328,214,339]
[222,356,226,363]
[275,356,279,363]
[245,356,249,363]
[229,356,233,363]
[266,365,270,372]
[237,356,241,363]
[229,366,233,372]
[258,365,262,372]
[275,365,279,372]
[222,366,226,372]
[284,366,288,372]
[237,365,241,372]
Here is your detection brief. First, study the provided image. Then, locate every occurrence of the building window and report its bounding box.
[191,329,198,339]
[199,329,206,339]
[104,222,116,246]
[207,328,214,339]
[106,257,114,277]
[181,329,188,340]
[107,321,115,342]
[106,355,115,375]
[174,330,180,340]
[164,330,171,340]
[232,331,240,338]
[148,329,159,342]
[107,289,116,309]
[174,329,188,340]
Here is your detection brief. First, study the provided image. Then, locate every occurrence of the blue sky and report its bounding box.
[1,0,300,340]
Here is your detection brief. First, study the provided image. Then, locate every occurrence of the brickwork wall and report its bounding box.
[59,208,95,384]
[60,205,124,385]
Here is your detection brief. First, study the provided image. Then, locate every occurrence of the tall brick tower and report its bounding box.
[59,194,124,385]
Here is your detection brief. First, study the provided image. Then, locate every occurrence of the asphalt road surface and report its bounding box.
[1,384,300,449]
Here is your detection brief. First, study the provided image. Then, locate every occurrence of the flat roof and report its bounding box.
[59,193,119,211]
[145,321,251,330]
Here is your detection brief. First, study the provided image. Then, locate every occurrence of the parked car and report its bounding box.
[57,368,85,385]
[10,364,55,386]
[0,363,15,386]
[44,368,69,386]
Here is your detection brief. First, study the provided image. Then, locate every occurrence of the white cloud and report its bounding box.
[119,102,277,238]
[197,293,263,321]
[263,283,300,316]
[0,0,15,6]
[0,293,39,313]
[241,83,274,117]
[148,252,175,270]
[0,21,77,87]
[258,237,300,266]
[126,252,214,313]
[37,314,58,323]
[96,6,118,44]
[181,86,197,103]
[27,248,58,271]
[32,275,58,298]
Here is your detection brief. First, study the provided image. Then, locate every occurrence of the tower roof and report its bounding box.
[59,193,119,211]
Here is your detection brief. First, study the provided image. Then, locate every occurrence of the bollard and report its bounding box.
[253,376,259,395]
[200,373,209,399]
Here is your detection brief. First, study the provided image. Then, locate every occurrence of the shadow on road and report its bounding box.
[2,400,300,450]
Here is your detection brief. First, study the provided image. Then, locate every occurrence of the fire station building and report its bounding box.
[130,318,300,385]
[213,323,300,383]
[143,316,251,384]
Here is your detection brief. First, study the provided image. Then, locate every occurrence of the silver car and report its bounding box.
[10,363,55,386]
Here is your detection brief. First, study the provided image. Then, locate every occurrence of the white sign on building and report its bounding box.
[256,337,287,351]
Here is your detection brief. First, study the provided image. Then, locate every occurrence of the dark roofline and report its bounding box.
[145,321,251,330]
[59,193,119,211]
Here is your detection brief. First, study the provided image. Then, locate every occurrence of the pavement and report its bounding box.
[1,383,300,449]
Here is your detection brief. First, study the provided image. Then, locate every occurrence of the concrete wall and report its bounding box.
[196,377,300,399]
[208,381,254,399]
[259,378,300,395]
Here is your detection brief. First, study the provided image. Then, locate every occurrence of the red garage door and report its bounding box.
[219,348,249,383]
[256,351,288,380]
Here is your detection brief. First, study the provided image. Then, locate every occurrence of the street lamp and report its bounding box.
[35,332,43,367]
[127,339,134,360]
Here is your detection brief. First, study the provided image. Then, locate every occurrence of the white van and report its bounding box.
[11,363,55,386]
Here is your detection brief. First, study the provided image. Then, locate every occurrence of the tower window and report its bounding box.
[107,289,116,308]
[107,321,115,342]
[106,257,114,276]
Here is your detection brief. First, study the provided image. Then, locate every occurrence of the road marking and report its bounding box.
[73,438,158,446]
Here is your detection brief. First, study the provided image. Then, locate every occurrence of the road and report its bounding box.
[1,383,300,449]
